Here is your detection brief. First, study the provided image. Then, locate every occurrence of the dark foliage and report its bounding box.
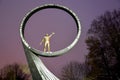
[86,9,120,80]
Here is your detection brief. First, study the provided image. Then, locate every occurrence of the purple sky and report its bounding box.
[0,0,120,77]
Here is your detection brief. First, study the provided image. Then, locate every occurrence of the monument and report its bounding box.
[20,4,81,80]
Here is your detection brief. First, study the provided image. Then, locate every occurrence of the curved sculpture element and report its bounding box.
[20,4,81,80]
[20,4,81,57]
[23,44,59,80]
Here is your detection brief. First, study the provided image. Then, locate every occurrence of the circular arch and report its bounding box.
[20,4,81,57]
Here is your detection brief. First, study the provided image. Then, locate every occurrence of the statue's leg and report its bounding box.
[44,43,47,52]
[44,47,46,52]
[48,43,50,52]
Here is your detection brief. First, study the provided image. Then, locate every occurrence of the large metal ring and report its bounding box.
[20,4,81,57]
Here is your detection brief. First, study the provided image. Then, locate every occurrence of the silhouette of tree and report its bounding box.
[85,9,120,80]
[0,63,31,80]
[60,61,86,80]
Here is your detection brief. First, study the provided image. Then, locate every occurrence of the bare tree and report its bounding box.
[0,63,31,80]
[60,61,86,80]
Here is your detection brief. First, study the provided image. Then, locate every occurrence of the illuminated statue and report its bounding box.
[40,32,55,52]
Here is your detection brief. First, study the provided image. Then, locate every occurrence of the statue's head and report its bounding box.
[46,34,49,36]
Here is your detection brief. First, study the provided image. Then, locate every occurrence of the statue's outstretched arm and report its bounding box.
[49,32,55,37]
